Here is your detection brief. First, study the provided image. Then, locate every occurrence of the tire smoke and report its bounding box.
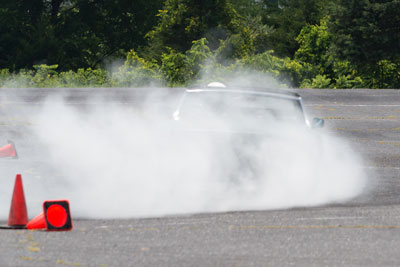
[0,86,367,219]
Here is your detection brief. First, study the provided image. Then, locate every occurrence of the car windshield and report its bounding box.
[176,91,305,133]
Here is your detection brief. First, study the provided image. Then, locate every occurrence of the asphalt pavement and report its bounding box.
[0,88,399,267]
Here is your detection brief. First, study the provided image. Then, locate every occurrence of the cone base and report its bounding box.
[0,225,27,230]
[8,224,26,229]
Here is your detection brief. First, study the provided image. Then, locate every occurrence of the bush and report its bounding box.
[238,50,283,76]
[11,69,34,88]
[311,74,332,88]
[58,68,111,87]
[369,60,400,88]
[0,69,11,87]
[160,48,190,86]
[330,60,365,88]
[112,50,162,87]
[31,64,59,87]
[299,79,312,88]
[185,38,213,81]
[280,59,316,87]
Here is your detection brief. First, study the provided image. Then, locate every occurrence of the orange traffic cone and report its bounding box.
[27,200,73,231]
[0,140,18,158]
[26,212,46,230]
[8,174,28,228]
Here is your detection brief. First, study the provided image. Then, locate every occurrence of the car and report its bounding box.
[171,83,324,182]
[173,82,324,133]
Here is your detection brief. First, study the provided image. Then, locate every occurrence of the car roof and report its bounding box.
[185,87,301,101]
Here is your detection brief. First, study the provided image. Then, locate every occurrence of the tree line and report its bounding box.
[0,0,399,88]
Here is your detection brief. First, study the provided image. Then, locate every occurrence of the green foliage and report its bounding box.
[185,38,214,80]
[293,17,367,88]
[157,38,215,86]
[295,17,331,74]
[31,64,59,87]
[331,60,364,89]
[230,0,265,17]
[299,79,312,88]
[9,70,35,88]
[368,60,400,89]
[2,65,61,88]
[261,0,334,57]
[217,15,274,60]
[160,48,191,86]
[217,29,253,60]
[334,75,364,89]
[238,50,283,76]
[58,68,111,87]
[329,0,400,67]
[146,0,238,60]
[311,74,332,88]
[0,0,164,70]
[280,59,315,87]
[0,69,11,87]
[113,50,162,87]
[0,0,399,89]
[328,0,400,88]
[0,65,111,88]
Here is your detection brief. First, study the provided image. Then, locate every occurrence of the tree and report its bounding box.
[0,1,53,70]
[145,0,239,60]
[295,17,332,74]
[216,15,274,60]
[329,0,400,87]
[261,0,334,57]
[294,17,365,88]
[329,0,400,66]
[230,0,265,17]
[0,0,163,70]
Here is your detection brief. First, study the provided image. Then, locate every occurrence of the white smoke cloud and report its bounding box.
[0,81,367,220]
